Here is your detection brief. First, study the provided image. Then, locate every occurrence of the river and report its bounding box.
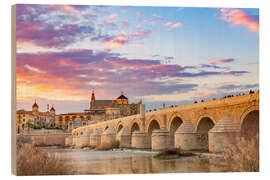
[42,147,229,174]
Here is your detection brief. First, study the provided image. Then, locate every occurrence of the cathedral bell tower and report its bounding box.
[90,90,95,110]
[32,99,39,116]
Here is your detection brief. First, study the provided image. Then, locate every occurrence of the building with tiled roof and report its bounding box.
[16,101,56,134]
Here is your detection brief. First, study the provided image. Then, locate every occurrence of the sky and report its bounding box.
[15,4,259,114]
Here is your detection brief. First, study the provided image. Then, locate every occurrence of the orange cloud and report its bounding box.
[104,40,125,46]
[116,35,128,41]
[220,8,259,33]
[109,13,118,19]
[17,41,35,47]
[166,22,183,31]
[172,22,182,28]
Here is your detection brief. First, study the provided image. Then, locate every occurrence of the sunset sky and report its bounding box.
[16,4,259,114]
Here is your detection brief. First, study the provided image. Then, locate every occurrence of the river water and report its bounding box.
[43,147,229,174]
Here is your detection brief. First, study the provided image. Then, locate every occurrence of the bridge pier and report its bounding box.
[90,129,101,147]
[65,136,73,146]
[208,117,240,153]
[116,126,131,148]
[75,135,81,147]
[101,126,116,145]
[175,120,201,150]
[72,135,76,146]
[131,131,151,149]
[160,114,167,130]
[77,129,92,147]
[151,129,170,150]
[140,104,146,131]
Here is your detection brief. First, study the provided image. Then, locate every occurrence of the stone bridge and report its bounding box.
[67,93,259,152]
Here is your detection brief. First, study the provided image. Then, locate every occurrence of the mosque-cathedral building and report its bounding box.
[16,92,141,133]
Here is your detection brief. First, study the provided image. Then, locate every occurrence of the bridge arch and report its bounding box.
[168,113,184,131]
[146,119,161,148]
[131,123,140,133]
[117,124,123,133]
[104,126,109,132]
[167,113,184,147]
[147,119,161,135]
[195,114,216,131]
[240,105,259,139]
[146,115,162,132]
[196,115,215,150]
[129,119,142,134]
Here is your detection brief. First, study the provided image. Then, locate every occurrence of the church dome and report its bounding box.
[116,92,128,99]
[32,100,39,108]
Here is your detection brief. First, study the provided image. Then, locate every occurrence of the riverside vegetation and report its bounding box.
[222,134,259,172]
[16,136,71,175]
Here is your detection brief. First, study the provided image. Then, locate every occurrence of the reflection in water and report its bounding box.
[45,148,228,174]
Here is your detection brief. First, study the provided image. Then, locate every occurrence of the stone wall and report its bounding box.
[17,134,71,146]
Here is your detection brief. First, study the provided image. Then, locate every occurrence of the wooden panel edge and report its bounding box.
[11,4,17,176]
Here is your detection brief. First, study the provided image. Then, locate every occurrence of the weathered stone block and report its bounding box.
[131,131,150,149]
[208,116,240,152]
[65,136,73,146]
[89,129,102,147]
[175,133,202,150]
[101,126,116,144]
[116,126,131,148]
[209,132,240,153]
[151,129,170,150]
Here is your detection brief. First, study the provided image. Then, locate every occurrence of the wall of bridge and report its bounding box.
[73,93,259,135]
[71,93,259,152]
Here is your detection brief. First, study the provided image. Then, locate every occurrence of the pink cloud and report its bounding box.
[105,48,111,53]
[109,13,118,19]
[164,22,172,26]
[152,14,162,18]
[220,8,259,33]
[134,29,156,37]
[211,58,235,64]
[134,43,144,47]
[49,5,79,13]
[102,29,156,47]
[150,21,157,26]
[17,49,249,111]
[105,13,118,24]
